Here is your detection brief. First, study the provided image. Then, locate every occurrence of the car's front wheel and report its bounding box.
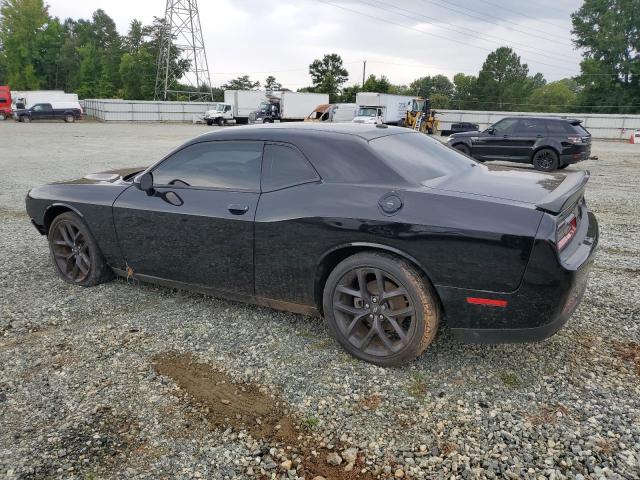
[532,148,559,172]
[323,252,439,367]
[453,143,470,156]
[48,212,112,287]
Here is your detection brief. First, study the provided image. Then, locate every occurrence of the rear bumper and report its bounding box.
[439,207,598,343]
[561,145,591,165]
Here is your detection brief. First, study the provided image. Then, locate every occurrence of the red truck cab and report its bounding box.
[0,86,12,120]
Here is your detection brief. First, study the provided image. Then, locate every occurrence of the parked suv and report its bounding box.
[447,116,592,171]
[14,101,83,123]
[441,122,479,136]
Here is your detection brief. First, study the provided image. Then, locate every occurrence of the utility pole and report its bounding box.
[362,60,367,87]
[155,0,213,101]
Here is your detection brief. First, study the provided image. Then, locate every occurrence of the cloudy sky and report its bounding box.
[46,0,584,89]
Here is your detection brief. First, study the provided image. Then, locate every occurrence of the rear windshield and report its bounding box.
[369,132,477,182]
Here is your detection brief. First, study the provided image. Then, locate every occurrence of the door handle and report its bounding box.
[502,135,510,138]
[227,204,249,215]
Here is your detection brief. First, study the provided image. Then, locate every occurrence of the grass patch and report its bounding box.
[500,371,520,388]
[407,372,428,396]
[302,415,319,429]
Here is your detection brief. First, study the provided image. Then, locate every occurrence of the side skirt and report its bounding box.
[111,268,319,317]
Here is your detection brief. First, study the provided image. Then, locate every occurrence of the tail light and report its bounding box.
[567,135,583,144]
[557,213,578,251]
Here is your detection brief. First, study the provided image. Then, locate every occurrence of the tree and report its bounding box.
[0,0,50,89]
[527,79,579,112]
[572,0,640,113]
[451,73,477,110]
[264,75,282,92]
[308,53,349,100]
[409,75,454,99]
[362,74,391,93]
[474,47,544,111]
[222,75,260,90]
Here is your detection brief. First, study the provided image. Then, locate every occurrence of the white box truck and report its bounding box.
[353,92,414,125]
[224,90,267,124]
[250,91,329,123]
[12,90,79,110]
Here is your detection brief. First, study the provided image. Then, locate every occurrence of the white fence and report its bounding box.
[436,109,640,140]
[83,99,219,122]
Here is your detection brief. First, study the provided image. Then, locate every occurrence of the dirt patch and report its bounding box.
[153,352,374,480]
[525,403,571,426]
[611,340,640,376]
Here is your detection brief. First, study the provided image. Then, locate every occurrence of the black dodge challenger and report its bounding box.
[26,123,598,366]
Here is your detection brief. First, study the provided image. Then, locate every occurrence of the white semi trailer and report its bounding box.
[352,92,414,125]
[250,91,329,123]
[223,90,268,124]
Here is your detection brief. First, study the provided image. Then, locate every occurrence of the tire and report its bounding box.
[323,252,440,367]
[206,120,214,126]
[21,116,31,123]
[216,117,224,126]
[48,212,113,287]
[263,118,274,123]
[453,143,470,156]
[532,148,559,172]
[397,118,405,128]
[64,114,75,123]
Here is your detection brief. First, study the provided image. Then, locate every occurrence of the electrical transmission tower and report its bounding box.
[155,0,213,101]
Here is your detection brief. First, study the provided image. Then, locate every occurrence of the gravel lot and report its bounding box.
[1,121,639,480]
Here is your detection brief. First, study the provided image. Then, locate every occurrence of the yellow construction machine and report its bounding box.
[400,98,439,134]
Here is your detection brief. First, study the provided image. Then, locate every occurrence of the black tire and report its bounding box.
[323,252,439,367]
[453,143,470,156]
[21,116,31,123]
[64,114,75,123]
[532,148,559,172]
[206,119,214,126]
[216,117,224,126]
[397,118,405,128]
[48,212,113,287]
[263,117,274,123]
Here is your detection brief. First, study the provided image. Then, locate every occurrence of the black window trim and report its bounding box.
[260,141,322,193]
[148,139,265,194]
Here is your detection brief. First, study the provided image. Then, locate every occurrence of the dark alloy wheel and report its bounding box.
[48,212,112,287]
[453,143,470,156]
[532,148,559,172]
[323,252,439,367]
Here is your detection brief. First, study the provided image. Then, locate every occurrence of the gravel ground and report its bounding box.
[1,121,639,480]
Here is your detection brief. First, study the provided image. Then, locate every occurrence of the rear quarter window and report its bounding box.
[261,144,319,192]
[370,132,476,182]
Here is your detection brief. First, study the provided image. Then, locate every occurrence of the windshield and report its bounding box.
[210,103,225,112]
[370,132,477,182]
[357,107,379,117]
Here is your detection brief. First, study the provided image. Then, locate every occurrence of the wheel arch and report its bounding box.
[43,203,85,234]
[314,242,441,315]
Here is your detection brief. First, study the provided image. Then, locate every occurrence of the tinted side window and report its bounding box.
[491,118,519,134]
[549,120,577,134]
[514,118,547,135]
[153,141,262,190]
[261,144,319,192]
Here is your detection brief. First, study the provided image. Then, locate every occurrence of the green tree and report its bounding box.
[222,75,260,90]
[362,74,391,93]
[527,79,578,112]
[409,75,454,99]
[474,47,544,111]
[337,84,360,102]
[0,0,50,89]
[309,53,349,100]
[264,75,282,92]
[572,0,640,113]
[451,73,477,110]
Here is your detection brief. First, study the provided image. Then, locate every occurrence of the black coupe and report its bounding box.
[26,124,598,366]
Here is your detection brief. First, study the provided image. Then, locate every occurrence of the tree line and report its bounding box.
[0,0,637,114]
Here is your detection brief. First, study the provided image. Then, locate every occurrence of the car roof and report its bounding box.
[190,122,408,143]
[501,116,582,123]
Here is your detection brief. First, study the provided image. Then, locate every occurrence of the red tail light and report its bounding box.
[557,216,577,251]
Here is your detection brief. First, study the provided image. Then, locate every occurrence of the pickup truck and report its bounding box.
[14,101,83,123]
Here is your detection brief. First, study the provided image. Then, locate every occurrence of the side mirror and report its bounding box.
[486,127,495,135]
[134,171,154,195]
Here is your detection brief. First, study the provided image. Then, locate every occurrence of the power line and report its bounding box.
[318,0,579,74]
[360,0,574,65]
[419,0,573,46]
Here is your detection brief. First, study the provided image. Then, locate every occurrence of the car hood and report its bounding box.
[424,164,566,206]
[54,167,146,185]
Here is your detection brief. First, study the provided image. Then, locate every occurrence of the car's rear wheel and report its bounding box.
[64,114,75,123]
[48,212,112,287]
[453,143,470,155]
[323,252,439,367]
[532,148,559,172]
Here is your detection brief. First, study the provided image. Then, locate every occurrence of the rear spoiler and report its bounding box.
[536,170,590,214]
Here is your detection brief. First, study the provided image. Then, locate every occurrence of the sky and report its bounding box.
[45,0,585,89]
